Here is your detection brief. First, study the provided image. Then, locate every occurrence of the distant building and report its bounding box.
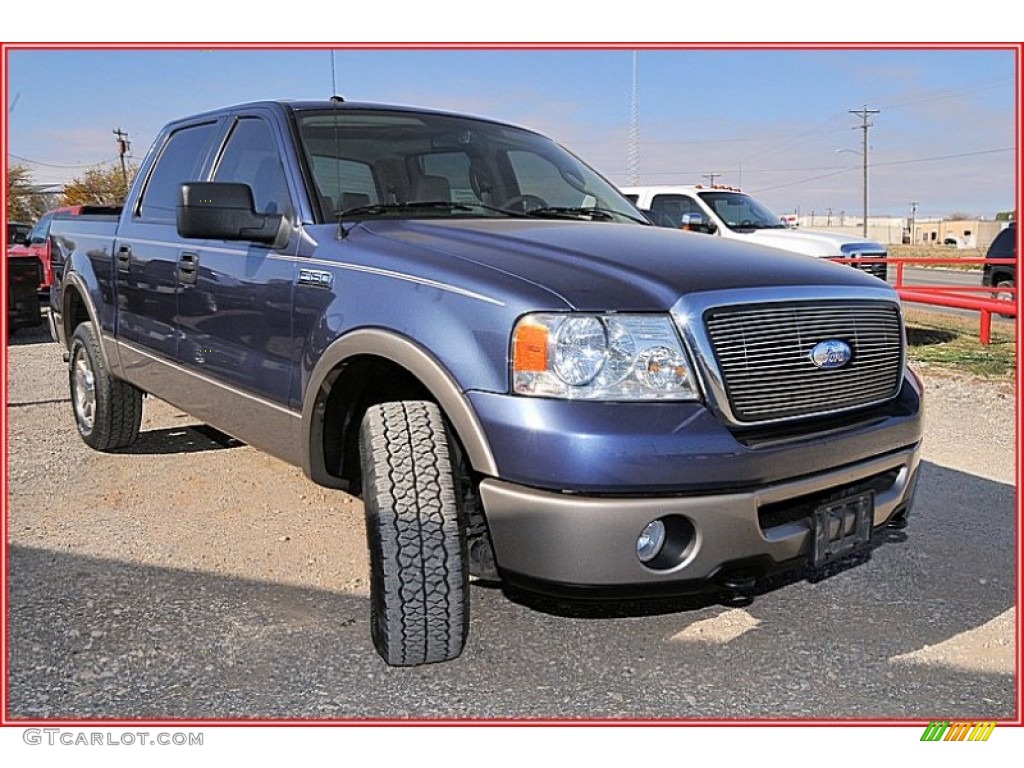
[789,213,1009,249]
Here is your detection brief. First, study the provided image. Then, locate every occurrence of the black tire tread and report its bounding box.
[360,401,469,666]
[70,323,143,451]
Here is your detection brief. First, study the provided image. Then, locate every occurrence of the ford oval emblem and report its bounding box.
[809,339,852,369]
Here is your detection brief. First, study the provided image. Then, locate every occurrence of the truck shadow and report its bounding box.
[6,324,53,346]
[116,423,245,455]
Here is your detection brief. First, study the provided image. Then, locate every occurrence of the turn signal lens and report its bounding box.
[513,322,549,372]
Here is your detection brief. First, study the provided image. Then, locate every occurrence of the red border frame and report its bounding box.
[1,41,1021,730]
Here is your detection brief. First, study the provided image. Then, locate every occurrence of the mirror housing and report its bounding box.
[680,212,716,234]
[177,182,290,249]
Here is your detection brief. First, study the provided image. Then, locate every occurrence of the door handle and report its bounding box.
[178,251,199,285]
[116,244,132,273]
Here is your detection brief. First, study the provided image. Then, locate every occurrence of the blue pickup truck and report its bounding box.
[49,99,923,667]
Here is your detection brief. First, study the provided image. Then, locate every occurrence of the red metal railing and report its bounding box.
[838,256,1016,345]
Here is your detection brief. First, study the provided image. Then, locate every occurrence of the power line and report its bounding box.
[8,152,120,169]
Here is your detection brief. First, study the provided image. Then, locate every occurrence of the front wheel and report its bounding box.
[68,323,143,450]
[359,401,469,666]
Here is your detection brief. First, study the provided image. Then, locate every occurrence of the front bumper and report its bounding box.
[481,441,921,593]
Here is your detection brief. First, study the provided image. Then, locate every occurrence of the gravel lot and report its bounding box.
[4,318,1017,720]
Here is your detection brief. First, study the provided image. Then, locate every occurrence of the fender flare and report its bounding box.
[60,271,120,376]
[302,328,499,480]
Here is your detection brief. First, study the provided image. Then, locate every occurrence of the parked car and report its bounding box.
[7,221,32,245]
[981,221,1016,305]
[621,185,889,281]
[50,99,922,667]
[8,205,122,296]
[6,252,43,331]
[6,220,43,330]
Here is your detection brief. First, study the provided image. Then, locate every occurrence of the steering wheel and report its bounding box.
[501,194,549,213]
[738,219,754,227]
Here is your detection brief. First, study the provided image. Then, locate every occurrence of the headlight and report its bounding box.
[512,313,699,401]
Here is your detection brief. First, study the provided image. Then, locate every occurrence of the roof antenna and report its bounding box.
[330,50,344,103]
[329,50,350,238]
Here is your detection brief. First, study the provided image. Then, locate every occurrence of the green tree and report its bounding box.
[7,163,47,222]
[60,162,139,207]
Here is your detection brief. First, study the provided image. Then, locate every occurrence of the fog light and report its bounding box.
[636,519,667,563]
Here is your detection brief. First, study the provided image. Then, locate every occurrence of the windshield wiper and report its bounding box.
[337,199,532,237]
[339,201,474,219]
[522,206,649,224]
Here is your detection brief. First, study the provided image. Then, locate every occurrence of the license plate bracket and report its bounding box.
[812,491,874,568]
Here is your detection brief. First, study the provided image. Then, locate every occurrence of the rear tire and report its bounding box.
[995,279,1015,318]
[359,401,469,666]
[69,323,143,450]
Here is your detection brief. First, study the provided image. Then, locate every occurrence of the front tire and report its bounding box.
[359,401,469,666]
[68,323,143,451]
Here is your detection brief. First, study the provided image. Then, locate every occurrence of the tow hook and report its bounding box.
[718,574,757,607]
[886,507,909,530]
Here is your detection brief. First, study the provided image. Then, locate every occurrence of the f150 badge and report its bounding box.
[809,339,852,369]
[298,268,333,289]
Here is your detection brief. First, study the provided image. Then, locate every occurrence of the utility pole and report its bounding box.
[908,201,918,245]
[826,207,833,227]
[702,172,721,186]
[113,128,131,189]
[849,106,879,238]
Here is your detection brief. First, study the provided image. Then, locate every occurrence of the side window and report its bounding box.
[213,118,291,216]
[650,195,700,228]
[138,122,218,221]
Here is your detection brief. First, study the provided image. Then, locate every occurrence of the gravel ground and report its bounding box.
[4,319,1017,720]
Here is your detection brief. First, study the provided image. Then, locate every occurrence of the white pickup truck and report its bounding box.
[621,185,888,281]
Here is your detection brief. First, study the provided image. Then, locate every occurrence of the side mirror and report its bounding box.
[680,212,716,234]
[177,182,290,249]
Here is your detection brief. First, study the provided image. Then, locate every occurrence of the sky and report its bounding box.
[4,46,1018,221]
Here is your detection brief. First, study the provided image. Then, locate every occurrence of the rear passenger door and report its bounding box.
[175,111,298,406]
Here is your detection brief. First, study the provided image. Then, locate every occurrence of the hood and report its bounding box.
[355,219,889,312]
[735,227,886,258]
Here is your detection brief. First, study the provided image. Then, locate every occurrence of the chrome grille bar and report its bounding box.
[703,300,903,423]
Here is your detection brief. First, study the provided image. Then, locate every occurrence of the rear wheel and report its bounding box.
[995,279,1015,317]
[69,323,143,450]
[359,401,469,666]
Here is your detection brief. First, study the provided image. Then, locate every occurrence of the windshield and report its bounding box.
[296,108,645,224]
[697,191,788,231]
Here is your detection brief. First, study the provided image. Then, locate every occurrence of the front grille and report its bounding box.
[705,301,903,423]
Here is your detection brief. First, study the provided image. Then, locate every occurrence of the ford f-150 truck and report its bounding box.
[49,100,922,667]
[621,185,889,281]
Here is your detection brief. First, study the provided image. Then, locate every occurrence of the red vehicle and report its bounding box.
[8,205,121,295]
